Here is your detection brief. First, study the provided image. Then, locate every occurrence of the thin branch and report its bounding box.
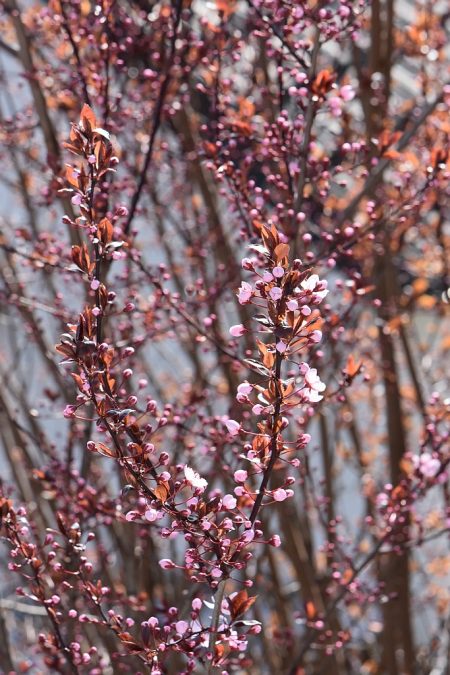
[124,0,183,234]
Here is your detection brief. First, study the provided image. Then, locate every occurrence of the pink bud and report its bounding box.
[269,286,283,301]
[229,324,246,337]
[272,266,285,278]
[175,620,188,634]
[234,470,248,483]
[63,405,76,418]
[222,494,237,510]
[159,559,175,569]
[237,382,252,396]
[224,419,241,436]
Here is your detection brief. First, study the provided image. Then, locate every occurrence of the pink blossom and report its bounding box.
[273,488,288,502]
[312,288,329,302]
[242,529,255,543]
[272,266,285,278]
[269,286,283,301]
[234,470,248,482]
[376,493,389,508]
[329,96,342,117]
[192,598,202,611]
[304,367,325,392]
[237,381,252,396]
[71,193,82,206]
[211,567,223,578]
[287,299,298,311]
[269,534,281,547]
[63,405,76,418]
[263,271,274,282]
[144,509,160,522]
[241,257,254,270]
[419,453,441,478]
[184,466,208,492]
[252,404,264,415]
[175,620,188,634]
[237,281,253,304]
[302,365,326,402]
[159,559,175,569]
[229,323,246,337]
[222,494,237,510]
[224,419,241,436]
[341,84,355,101]
[301,274,320,292]
[276,341,287,353]
[309,330,322,343]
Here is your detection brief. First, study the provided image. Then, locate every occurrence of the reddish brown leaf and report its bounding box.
[344,354,362,378]
[80,103,97,131]
[154,483,169,503]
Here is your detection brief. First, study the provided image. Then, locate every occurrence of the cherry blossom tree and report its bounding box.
[0,0,448,673]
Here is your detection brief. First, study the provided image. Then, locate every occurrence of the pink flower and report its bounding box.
[304,367,325,392]
[234,470,247,482]
[224,419,241,436]
[301,364,326,402]
[341,84,355,101]
[376,493,389,508]
[125,511,139,521]
[287,299,298,311]
[329,96,343,117]
[144,509,160,522]
[273,488,288,502]
[184,466,208,492]
[229,323,246,337]
[159,559,175,569]
[419,453,441,478]
[269,286,283,301]
[276,341,287,353]
[252,404,264,415]
[242,529,255,543]
[269,534,281,547]
[192,598,202,611]
[241,258,254,270]
[237,282,253,304]
[175,620,188,634]
[237,382,252,396]
[71,193,82,206]
[272,266,284,278]
[211,567,223,578]
[301,274,320,292]
[63,405,76,418]
[263,271,274,282]
[222,494,237,510]
[309,330,322,343]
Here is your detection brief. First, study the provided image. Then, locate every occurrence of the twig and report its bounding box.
[124,0,183,234]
